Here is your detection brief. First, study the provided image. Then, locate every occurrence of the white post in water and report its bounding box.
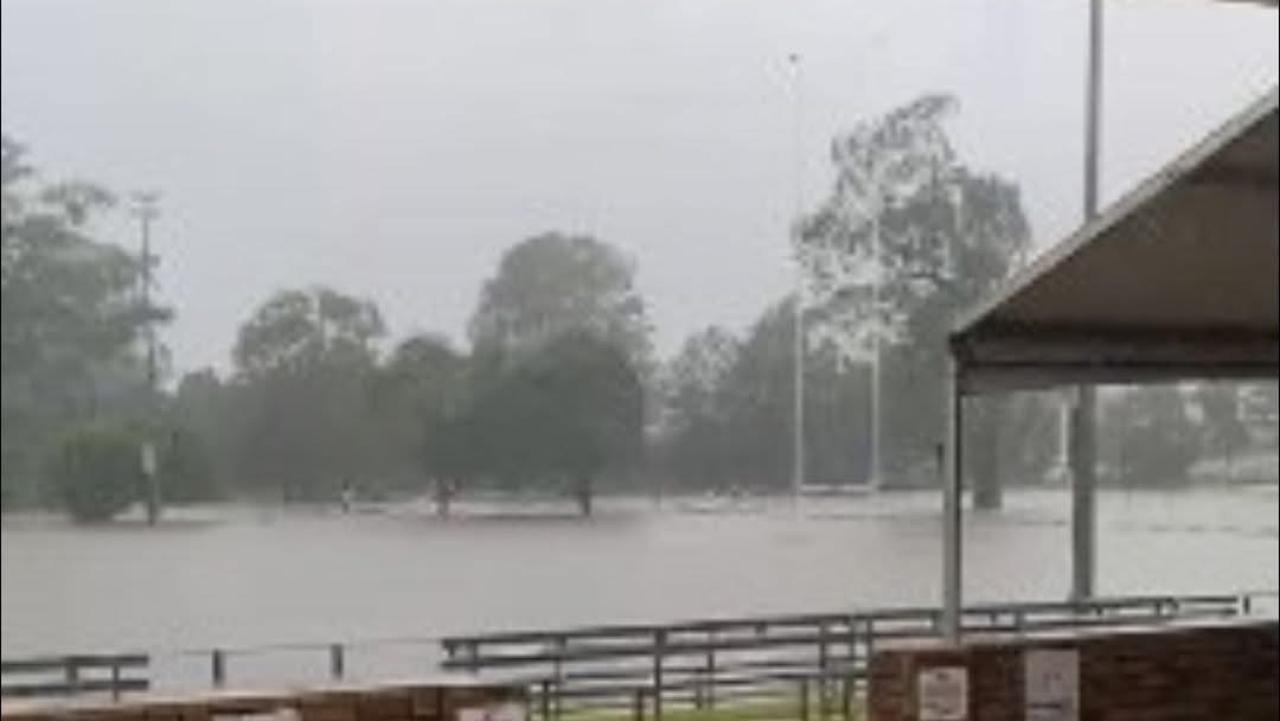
[132,191,162,526]
[789,52,807,501]
[1070,0,1103,602]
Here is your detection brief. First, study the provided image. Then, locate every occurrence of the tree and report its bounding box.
[655,327,742,490]
[466,331,644,514]
[230,286,385,501]
[158,427,219,503]
[369,333,470,509]
[48,422,141,522]
[797,95,1046,505]
[655,302,873,493]
[469,233,651,370]
[1100,386,1200,487]
[2,135,166,508]
[1191,382,1251,481]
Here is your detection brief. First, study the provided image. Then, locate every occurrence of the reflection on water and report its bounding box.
[3,488,1276,677]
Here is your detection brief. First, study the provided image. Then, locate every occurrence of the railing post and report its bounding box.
[211,649,225,688]
[633,688,645,721]
[705,643,716,710]
[818,621,830,718]
[111,661,122,700]
[553,636,566,720]
[64,660,79,695]
[329,643,345,680]
[540,679,552,721]
[652,629,665,721]
[799,678,810,721]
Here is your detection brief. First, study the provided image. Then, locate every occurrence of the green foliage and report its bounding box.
[369,334,469,487]
[1192,383,1251,463]
[1101,386,1200,487]
[2,135,167,507]
[159,428,220,503]
[230,286,386,501]
[797,95,1048,495]
[468,331,645,493]
[469,232,651,371]
[48,423,141,522]
[656,303,873,492]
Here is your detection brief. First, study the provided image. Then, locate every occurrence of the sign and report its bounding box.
[1025,649,1079,721]
[457,703,526,721]
[917,666,967,721]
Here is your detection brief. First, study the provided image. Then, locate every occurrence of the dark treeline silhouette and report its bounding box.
[4,96,1276,521]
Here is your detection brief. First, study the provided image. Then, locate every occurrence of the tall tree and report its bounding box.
[656,303,873,492]
[2,135,165,507]
[469,232,651,370]
[797,95,1048,505]
[369,333,470,501]
[466,331,644,514]
[230,286,385,501]
[656,327,742,490]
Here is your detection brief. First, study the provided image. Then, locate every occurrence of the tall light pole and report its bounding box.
[1070,0,1103,602]
[789,52,807,501]
[132,191,161,525]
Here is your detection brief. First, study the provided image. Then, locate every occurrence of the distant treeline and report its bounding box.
[3,96,1276,521]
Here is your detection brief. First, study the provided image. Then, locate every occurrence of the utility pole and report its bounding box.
[132,191,161,526]
[1070,0,1103,602]
[789,52,807,501]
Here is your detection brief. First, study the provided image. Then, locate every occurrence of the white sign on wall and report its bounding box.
[1025,649,1079,721]
[457,703,527,721]
[917,666,968,721]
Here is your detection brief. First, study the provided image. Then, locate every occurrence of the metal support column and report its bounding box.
[941,358,964,641]
[1070,0,1104,603]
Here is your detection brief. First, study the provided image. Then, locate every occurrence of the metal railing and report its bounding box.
[3,590,1273,714]
[1,654,149,700]
[440,592,1273,720]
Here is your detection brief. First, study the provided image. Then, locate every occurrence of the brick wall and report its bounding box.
[869,620,1278,721]
[1,681,523,721]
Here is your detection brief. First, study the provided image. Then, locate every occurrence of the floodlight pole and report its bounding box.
[132,192,162,526]
[1070,0,1103,603]
[790,52,807,502]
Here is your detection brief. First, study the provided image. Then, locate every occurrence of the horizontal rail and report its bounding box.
[441,593,1244,654]
[1,679,150,698]
[0,654,147,674]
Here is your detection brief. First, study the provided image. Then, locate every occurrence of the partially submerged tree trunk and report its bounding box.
[434,478,454,518]
[969,397,1006,511]
[575,476,593,517]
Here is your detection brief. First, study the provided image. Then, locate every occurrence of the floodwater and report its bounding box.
[2,487,1277,689]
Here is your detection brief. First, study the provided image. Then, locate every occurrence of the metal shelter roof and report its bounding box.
[950,88,1279,394]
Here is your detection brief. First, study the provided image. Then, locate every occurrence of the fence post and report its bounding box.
[329,643,345,681]
[211,649,226,688]
[705,640,716,710]
[553,636,566,720]
[818,621,830,719]
[110,661,122,701]
[64,660,80,695]
[653,629,665,721]
[632,688,645,721]
[799,679,810,721]
[540,679,552,721]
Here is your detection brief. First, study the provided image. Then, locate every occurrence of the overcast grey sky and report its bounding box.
[3,0,1276,375]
